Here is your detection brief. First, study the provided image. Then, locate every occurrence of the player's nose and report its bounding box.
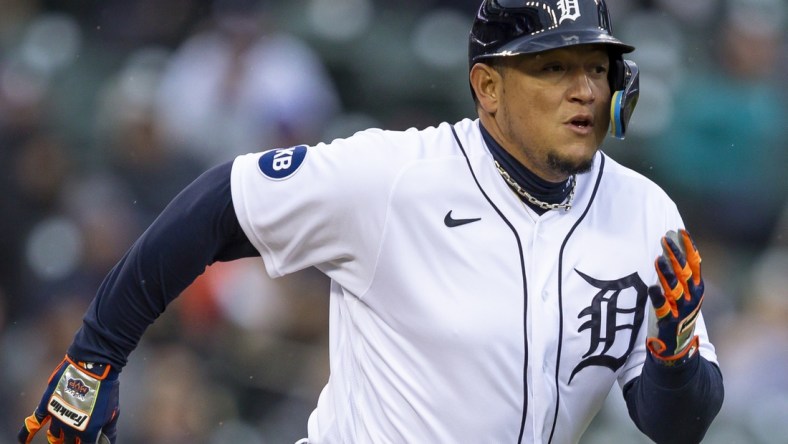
[568,72,596,104]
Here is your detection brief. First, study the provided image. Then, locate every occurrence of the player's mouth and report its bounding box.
[565,114,594,135]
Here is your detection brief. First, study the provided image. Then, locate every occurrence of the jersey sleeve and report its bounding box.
[623,354,724,443]
[68,161,258,369]
[230,130,405,294]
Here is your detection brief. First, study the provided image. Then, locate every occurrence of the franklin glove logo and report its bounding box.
[49,397,89,430]
[18,356,121,442]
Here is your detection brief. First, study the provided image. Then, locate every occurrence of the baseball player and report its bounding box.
[19,1,724,443]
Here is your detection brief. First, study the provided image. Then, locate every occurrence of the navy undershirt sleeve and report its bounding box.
[68,160,258,369]
[623,353,724,444]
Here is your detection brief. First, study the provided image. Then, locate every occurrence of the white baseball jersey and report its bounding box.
[230,118,718,443]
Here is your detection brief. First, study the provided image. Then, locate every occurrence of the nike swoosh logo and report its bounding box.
[444,210,481,227]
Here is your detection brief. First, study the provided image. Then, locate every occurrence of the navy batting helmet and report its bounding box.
[469,0,639,139]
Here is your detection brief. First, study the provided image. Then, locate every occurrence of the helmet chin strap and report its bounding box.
[609,60,639,139]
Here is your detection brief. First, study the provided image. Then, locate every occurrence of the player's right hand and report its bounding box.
[19,355,119,444]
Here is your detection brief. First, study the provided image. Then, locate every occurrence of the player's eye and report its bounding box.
[586,63,608,79]
[543,63,565,73]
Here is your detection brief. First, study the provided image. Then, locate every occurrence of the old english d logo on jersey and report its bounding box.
[568,269,647,383]
[258,145,308,180]
[557,0,581,24]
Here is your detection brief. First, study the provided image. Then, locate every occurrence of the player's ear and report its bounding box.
[470,62,501,114]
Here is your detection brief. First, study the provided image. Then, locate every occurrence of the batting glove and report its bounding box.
[19,355,119,444]
[646,229,704,366]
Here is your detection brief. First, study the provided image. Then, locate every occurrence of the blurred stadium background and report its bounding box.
[0,0,785,442]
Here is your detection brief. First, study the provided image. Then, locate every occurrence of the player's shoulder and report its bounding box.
[598,152,675,204]
[590,152,684,231]
[318,118,479,162]
[233,118,481,185]
[602,153,667,195]
[336,118,476,148]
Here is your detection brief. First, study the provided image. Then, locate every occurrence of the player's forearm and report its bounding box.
[623,353,724,444]
[67,160,258,369]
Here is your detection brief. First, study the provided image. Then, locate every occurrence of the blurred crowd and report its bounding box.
[0,0,785,442]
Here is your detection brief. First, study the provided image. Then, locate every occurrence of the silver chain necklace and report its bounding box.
[494,160,576,211]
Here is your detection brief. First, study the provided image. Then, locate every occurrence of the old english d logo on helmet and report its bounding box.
[557,0,581,24]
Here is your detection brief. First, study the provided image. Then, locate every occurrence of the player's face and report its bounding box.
[491,45,611,182]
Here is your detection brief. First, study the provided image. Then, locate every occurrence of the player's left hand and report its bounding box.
[646,229,704,366]
[18,355,119,444]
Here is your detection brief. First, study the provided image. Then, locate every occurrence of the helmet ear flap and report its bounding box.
[608,56,626,92]
[609,59,639,139]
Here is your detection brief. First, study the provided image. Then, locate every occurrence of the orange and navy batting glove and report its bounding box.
[19,355,119,444]
[646,229,704,366]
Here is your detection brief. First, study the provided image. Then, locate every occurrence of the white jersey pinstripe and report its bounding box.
[230,118,718,443]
